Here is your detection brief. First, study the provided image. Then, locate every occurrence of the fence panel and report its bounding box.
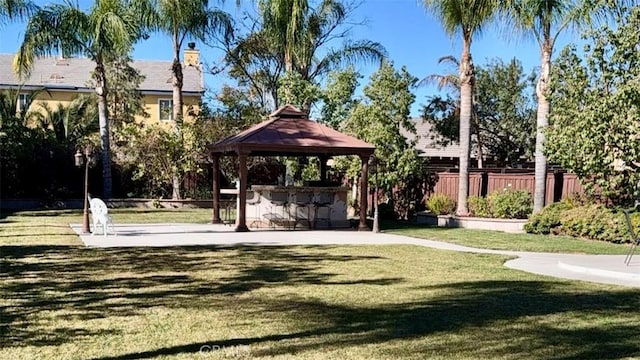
[427,170,585,206]
[562,173,585,199]
[433,173,458,201]
[469,173,482,197]
[486,173,535,195]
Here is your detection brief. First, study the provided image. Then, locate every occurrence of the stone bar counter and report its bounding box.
[247,185,350,229]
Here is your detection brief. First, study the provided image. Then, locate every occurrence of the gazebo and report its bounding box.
[207,105,376,232]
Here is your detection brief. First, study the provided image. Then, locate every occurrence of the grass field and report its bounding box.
[2,209,639,359]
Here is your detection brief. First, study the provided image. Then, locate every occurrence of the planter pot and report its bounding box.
[416,212,438,226]
[416,211,527,233]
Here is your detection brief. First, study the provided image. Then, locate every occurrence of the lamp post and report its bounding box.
[370,156,379,233]
[75,147,92,233]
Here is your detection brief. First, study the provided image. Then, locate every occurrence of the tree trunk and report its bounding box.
[170,40,185,200]
[473,109,483,169]
[457,37,474,216]
[172,172,182,200]
[172,58,184,128]
[534,42,552,213]
[95,61,112,199]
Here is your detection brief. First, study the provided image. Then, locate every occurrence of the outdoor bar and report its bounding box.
[247,184,350,229]
[207,105,376,232]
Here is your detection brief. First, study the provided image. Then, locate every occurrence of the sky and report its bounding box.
[0,0,580,116]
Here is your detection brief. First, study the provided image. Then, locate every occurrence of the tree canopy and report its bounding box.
[342,61,423,197]
[546,7,640,204]
[221,0,386,111]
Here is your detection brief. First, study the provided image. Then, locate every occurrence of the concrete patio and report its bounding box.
[70,223,640,288]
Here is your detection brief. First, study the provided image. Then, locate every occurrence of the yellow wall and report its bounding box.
[25,90,201,125]
[143,94,201,125]
[31,90,82,109]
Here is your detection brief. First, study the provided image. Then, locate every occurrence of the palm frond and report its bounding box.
[309,39,387,80]
[0,0,37,24]
[422,0,501,38]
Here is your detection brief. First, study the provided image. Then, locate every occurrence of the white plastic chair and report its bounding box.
[88,196,115,236]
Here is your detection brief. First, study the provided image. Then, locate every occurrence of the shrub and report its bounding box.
[525,201,572,234]
[559,204,628,243]
[486,189,532,219]
[426,194,455,215]
[468,196,491,217]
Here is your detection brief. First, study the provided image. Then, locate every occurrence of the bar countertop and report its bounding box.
[251,185,349,192]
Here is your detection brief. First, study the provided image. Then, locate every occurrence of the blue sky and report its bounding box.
[0,0,579,116]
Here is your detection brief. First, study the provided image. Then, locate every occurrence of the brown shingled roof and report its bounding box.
[209,105,375,157]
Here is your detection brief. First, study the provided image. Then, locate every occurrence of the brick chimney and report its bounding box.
[184,42,200,67]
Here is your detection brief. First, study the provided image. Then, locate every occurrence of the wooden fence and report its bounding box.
[427,169,585,205]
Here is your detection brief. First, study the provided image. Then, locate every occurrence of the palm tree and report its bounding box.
[150,0,232,128]
[0,0,36,23]
[421,55,485,168]
[14,0,147,199]
[231,0,386,110]
[422,0,499,215]
[259,0,308,73]
[34,95,99,143]
[148,0,232,199]
[0,87,38,131]
[506,0,637,213]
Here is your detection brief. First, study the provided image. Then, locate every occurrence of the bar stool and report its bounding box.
[247,190,262,228]
[265,191,290,229]
[293,192,314,229]
[313,192,334,229]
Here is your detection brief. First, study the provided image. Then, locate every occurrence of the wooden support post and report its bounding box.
[319,155,328,182]
[211,154,222,224]
[235,153,250,232]
[358,154,370,231]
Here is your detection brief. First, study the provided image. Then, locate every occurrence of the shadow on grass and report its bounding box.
[0,244,390,348]
[4,243,640,359]
[88,280,640,360]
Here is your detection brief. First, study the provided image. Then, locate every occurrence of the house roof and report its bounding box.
[0,54,204,94]
[402,118,475,159]
[209,105,376,157]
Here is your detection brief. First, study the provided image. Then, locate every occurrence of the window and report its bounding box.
[18,93,30,112]
[159,99,173,121]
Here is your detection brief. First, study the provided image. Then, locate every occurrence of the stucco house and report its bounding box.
[0,46,204,124]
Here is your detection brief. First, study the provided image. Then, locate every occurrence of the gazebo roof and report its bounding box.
[208,105,376,157]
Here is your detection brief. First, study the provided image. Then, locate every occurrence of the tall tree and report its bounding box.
[258,0,307,73]
[342,61,423,209]
[547,8,640,205]
[506,0,638,213]
[318,66,361,130]
[150,0,232,127]
[474,58,536,165]
[421,55,485,168]
[14,0,148,199]
[148,0,232,199]
[422,0,500,215]
[224,0,386,111]
[104,55,148,129]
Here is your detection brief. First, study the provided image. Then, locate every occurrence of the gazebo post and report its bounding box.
[235,152,250,232]
[358,154,370,231]
[319,155,328,182]
[211,153,222,224]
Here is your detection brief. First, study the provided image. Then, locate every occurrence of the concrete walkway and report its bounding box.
[70,223,640,288]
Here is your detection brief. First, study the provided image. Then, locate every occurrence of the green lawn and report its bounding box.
[384,224,630,254]
[2,209,640,359]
